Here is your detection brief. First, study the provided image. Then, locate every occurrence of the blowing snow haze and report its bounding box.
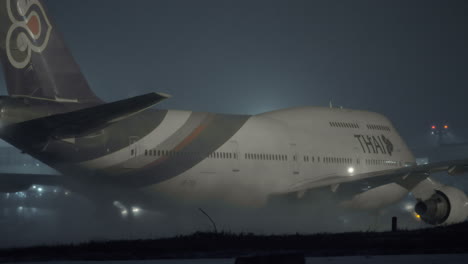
[0,0,468,248]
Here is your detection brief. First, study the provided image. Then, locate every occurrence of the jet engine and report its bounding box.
[414,186,468,225]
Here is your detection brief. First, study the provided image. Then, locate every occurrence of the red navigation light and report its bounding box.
[431,125,436,130]
[444,125,449,129]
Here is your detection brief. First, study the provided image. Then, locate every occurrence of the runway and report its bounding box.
[12,254,468,264]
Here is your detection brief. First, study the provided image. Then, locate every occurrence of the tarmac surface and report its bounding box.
[11,254,468,264]
[1,221,468,263]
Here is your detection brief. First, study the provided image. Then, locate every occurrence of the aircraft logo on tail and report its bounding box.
[6,0,52,69]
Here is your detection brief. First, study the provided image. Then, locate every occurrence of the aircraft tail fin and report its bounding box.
[0,0,101,103]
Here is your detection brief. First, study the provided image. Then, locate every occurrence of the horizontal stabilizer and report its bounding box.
[2,93,169,144]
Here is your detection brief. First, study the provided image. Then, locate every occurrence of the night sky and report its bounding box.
[2,0,468,147]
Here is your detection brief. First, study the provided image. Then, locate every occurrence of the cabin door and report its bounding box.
[229,140,240,173]
[125,136,141,169]
[290,143,300,175]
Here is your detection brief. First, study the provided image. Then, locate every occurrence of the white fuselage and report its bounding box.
[94,106,415,207]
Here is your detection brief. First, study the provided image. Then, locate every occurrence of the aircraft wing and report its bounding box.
[1,92,169,146]
[0,172,63,192]
[283,159,468,196]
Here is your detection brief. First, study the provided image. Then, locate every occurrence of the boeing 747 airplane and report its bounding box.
[0,0,467,226]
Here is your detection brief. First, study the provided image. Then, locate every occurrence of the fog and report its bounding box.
[1,126,468,248]
[2,121,468,248]
[1,0,468,248]
[0,180,426,248]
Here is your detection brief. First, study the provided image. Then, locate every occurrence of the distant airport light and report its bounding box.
[347,167,355,174]
[444,125,449,129]
[15,192,27,198]
[431,125,436,130]
[414,213,421,220]
[132,207,141,214]
[37,187,43,193]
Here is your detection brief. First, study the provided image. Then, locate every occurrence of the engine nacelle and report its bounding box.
[415,186,468,225]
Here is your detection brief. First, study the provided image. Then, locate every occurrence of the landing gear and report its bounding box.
[112,201,143,220]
